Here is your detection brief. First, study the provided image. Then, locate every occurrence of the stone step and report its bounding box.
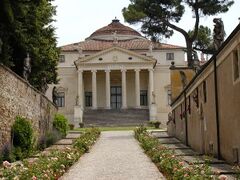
[83,109,149,126]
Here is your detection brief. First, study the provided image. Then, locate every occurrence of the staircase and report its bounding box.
[83,109,149,127]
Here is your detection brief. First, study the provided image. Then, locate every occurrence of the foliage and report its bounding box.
[0,0,59,92]
[122,0,234,66]
[0,128,101,179]
[12,116,33,160]
[188,25,215,54]
[148,121,161,128]
[53,114,69,137]
[69,124,74,130]
[0,143,15,163]
[134,127,213,179]
[73,128,101,153]
[37,129,62,150]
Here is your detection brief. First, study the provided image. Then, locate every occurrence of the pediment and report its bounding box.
[75,46,156,66]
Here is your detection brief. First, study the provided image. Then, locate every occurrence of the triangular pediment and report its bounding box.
[75,46,156,66]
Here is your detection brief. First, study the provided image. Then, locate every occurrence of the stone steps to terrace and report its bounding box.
[83,109,149,127]
[150,130,239,179]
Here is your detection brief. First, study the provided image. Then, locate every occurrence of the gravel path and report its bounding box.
[61,131,165,180]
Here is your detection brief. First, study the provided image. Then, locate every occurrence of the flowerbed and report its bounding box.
[135,126,213,179]
[0,128,100,179]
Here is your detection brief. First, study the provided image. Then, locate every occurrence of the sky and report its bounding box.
[52,0,240,47]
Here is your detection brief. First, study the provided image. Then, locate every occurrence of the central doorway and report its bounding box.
[111,86,122,109]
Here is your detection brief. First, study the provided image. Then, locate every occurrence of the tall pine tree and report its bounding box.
[0,0,59,93]
[123,0,234,67]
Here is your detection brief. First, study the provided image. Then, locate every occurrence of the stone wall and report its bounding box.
[0,64,57,149]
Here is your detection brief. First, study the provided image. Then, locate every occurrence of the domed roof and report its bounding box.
[87,18,143,41]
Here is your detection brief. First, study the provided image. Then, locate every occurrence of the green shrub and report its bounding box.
[0,143,15,163]
[12,116,33,159]
[37,129,62,150]
[53,114,69,137]
[69,124,74,130]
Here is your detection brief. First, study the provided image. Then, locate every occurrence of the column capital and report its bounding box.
[148,68,154,72]
[121,69,127,72]
[91,69,97,73]
[134,69,141,72]
[105,69,111,73]
[77,69,83,73]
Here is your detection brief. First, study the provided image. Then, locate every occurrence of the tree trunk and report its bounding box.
[186,40,193,68]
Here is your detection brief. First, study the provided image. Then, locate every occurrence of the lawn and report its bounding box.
[74,126,158,132]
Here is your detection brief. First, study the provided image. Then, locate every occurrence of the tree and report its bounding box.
[122,0,234,67]
[0,0,59,93]
[189,25,215,54]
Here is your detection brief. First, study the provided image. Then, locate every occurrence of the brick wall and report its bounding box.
[0,64,57,149]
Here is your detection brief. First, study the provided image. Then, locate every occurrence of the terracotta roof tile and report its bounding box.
[61,39,185,52]
[89,19,141,38]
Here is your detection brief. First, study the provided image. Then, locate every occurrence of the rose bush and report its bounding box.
[134,126,213,179]
[0,128,101,179]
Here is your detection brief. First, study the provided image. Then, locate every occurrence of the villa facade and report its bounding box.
[46,19,186,126]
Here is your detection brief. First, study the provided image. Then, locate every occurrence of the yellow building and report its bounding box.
[46,19,186,126]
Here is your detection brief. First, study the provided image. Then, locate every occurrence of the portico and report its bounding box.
[73,46,156,123]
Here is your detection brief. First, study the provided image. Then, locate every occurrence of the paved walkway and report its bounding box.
[61,131,165,180]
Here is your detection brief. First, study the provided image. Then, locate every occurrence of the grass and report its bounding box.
[74,126,158,132]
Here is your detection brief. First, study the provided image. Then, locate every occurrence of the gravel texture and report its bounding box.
[61,131,165,180]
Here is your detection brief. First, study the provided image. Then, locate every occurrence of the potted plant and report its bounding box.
[69,124,74,130]
[79,122,84,128]
[149,120,161,129]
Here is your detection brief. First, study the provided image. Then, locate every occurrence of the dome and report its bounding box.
[87,18,144,41]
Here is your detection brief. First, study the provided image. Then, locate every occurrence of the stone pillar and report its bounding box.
[92,70,97,109]
[121,69,127,109]
[105,69,111,109]
[77,70,83,107]
[74,69,83,126]
[135,69,140,108]
[148,68,157,121]
[148,68,154,105]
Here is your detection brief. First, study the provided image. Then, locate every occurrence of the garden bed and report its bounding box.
[134,126,215,179]
[0,128,100,179]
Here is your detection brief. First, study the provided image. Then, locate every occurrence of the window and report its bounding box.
[85,92,92,107]
[203,81,207,103]
[59,55,65,63]
[140,90,148,106]
[166,53,174,60]
[56,92,65,107]
[233,49,239,81]
[167,89,172,105]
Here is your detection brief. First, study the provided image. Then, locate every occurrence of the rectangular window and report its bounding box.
[203,81,207,103]
[166,53,174,60]
[140,90,148,106]
[56,92,65,107]
[85,92,92,107]
[233,50,239,81]
[167,89,172,105]
[59,55,65,63]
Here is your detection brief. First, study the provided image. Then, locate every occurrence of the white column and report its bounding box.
[135,69,140,108]
[74,69,84,125]
[92,70,97,109]
[105,69,111,109]
[77,70,83,107]
[121,69,127,109]
[148,68,154,106]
